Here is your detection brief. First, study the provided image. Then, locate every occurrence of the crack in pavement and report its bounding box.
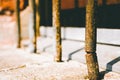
[0,65,26,72]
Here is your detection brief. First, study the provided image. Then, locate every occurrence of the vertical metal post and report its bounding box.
[16,0,21,48]
[36,0,40,37]
[85,0,99,80]
[32,0,37,53]
[52,0,62,62]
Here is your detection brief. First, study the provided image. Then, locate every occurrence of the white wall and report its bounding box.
[41,26,120,45]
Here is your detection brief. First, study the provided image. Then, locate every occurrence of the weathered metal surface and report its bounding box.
[16,0,21,48]
[35,0,40,37]
[85,0,97,52]
[86,53,99,80]
[52,0,62,62]
[85,0,99,80]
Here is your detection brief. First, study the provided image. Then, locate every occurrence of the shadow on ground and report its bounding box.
[100,56,120,79]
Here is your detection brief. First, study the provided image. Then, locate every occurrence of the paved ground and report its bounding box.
[35,37,120,74]
[0,6,120,80]
[0,47,120,80]
[0,48,88,80]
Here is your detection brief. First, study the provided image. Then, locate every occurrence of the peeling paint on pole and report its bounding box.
[85,0,99,80]
[52,0,62,62]
[16,0,21,48]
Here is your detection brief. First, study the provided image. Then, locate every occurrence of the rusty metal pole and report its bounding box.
[31,0,37,53]
[16,0,21,48]
[52,0,62,62]
[85,0,99,80]
[35,0,40,37]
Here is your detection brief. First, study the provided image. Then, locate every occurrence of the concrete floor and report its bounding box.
[37,37,120,74]
[0,7,120,79]
[0,38,120,79]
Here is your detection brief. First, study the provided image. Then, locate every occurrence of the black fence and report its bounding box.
[40,1,120,29]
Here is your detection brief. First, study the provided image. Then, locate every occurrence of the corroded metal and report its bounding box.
[86,53,99,80]
[52,0,62,62]
[16,0,21,48]
[35,0,40,37]
[85,0,99,80]
[85,0,97,52]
